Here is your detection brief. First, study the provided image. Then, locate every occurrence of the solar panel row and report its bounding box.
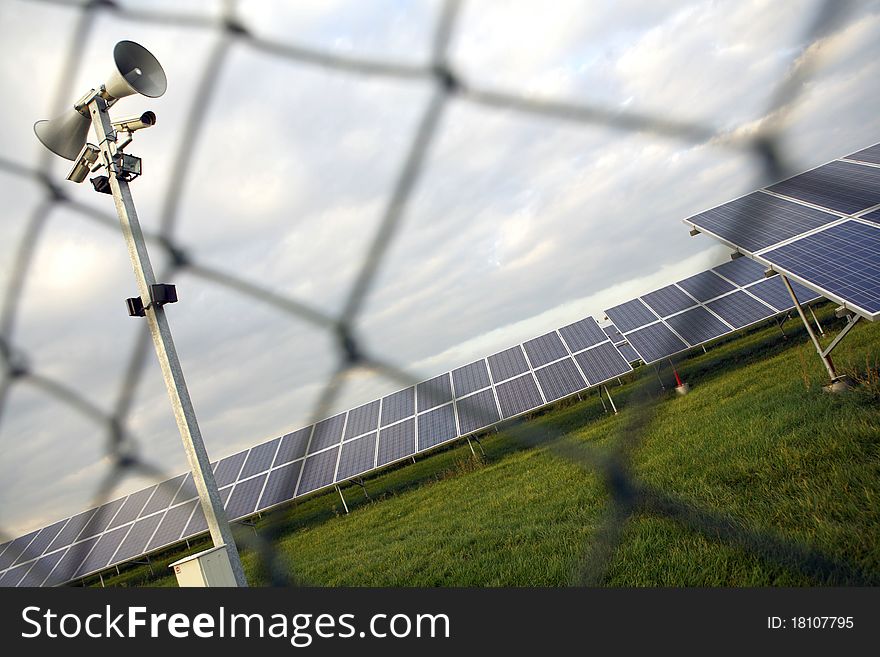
[2,316,633,587]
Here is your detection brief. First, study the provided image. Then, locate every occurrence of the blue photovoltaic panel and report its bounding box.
[523,331,568,368]
[417,373,453,412]
[495,374,543,419]
[44,538,99,587]
[559,316,608,352]
[616,342,640,363]
[336,433,377,481]
[77,499,126,541]
[746,275,821,312]
[46,509,96,553]
[147,501,197,551]
[456,389,500,435]
[183,487,232,537]
[641,284,695,317]
[18,550,66,587]
[676,270,735,302]
[625,322,689,363]
[381,387,415,426]
[862,208,880,223]
[762,220,880,316]
[0,531,39,571]
[712,256,766,286]
[452,360,491,397]
[274,427,311,466]
[112,514,163,563]
[685,192,838,252]
[171,474,198,505]
[846,143,880,165]
[377,418,415,466]
[308,414,346,453]
[344,401,380,439]
[602,324,624,344]
[107,486,156,530]
[665,306,731,346]
[487,346,530,382]
[767,160,880,215]
[226,474,268,520]
[574,342,632,385]
[239,437,281,479]
[533,358,587,402]
[297,447,340,495]
[0,563,32,587]
[605,299,657,333]
[417,404,457,450]
[74,526,130,577]
[214,451,247,487]
[14,520,67,564]
[258,462,302,510]
[706,291,774,329]
[140,474,186,516]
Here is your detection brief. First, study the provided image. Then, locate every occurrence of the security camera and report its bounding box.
[112,111,156,133]
[65,143,101,183]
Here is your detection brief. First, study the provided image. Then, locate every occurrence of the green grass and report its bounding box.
[90,305,880,587]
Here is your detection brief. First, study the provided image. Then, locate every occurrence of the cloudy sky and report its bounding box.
[1,0,879,536]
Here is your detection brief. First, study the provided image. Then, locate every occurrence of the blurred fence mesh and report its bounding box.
[0,0,874,587]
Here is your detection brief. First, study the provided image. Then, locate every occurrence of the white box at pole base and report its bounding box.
[169,545,237,587]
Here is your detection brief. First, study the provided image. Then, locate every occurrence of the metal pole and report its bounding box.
[336,485,349,514]
[809,305,825,336]
[603,385,618,414]
[86,97,247,586]
[779,274,838,382]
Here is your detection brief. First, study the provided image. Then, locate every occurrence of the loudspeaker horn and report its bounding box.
[101,40,167,101]
[33,109,92,161]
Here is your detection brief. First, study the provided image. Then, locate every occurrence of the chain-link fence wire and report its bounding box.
[0,0,875,587]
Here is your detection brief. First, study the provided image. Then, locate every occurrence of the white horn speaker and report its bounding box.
[33,109,92,161]
[101,40,167,101]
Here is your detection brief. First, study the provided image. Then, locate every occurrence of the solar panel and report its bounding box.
[602,324,624,345]
[456,389,500,434]
[239,437,281,479]
[846,143,880,165]
[146,501,196,552]
[712,256,766,286]
[559,316,608,352]
[18,550,66,587]
[258,462,302,510]
[213,451,247,487]
[605,299,657,332]
[641,284,696,317]
[533,358,587,401]
[0,562,32,587]
[336,433,377,481]
[46,509,96,553]
[706,291,775,329]
[676,270,735,302]
[380,387,415,426]
[297,447,340,495]
[523,331,568,368]
[344,401,380,439]
[0,530,39,571]
[183,487,233,536]
[417,373,453,412]
[574,342,633,385]
[172,473,198,505]
[487,346,530,382]
[14,520,67,564]
[113,514,163,562]
[665,306,731,346]
[107,486,156,529]
[44,537,99,586]
[274,427,311,465]
[226,474,268,520]
[761,221,880,317]
[141,474,187,516]
[77,499,126,541]
[451,359,491,397]
[308,414,346,453]
[625,322,689,363]
[616,342,640,363]
[417,405,457,450]
[377,418,415,466]
[685,192,839,252]
[495,374,543,418]
[767,160,880,215]
[746,276,820,312]
[73,526,129,578]
[862,208,880,223]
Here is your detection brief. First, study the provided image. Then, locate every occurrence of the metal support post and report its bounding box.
[603,385,618,414]
[471,434,486,456]
[336,485,349,514]
[775,314,788,339]
[465,436,477,457]
[597,386,608,413]
[654,363,666,390]
[86,97,247,586]
[779,275,841,385]
[809,305,825,336]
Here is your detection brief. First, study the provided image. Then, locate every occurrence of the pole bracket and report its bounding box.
[126,284,178,317]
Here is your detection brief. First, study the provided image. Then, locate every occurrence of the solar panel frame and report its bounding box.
[451,359,491,397]
[107,486,157,530]
[495,373,544,419]
[308,414,346,453]
[417,405,457,451]
[558,316,608,352]
[416,373,453,412]
[705,290,775,329]
[380,387,415,426]
[574,342,634,385]
[640,284,696,317]
[605,298,658,332]
[258,462,303,511]
[846,143,880,165]
[296,447,341,495]
[533,357,588,402]
[274,427,312,466]
[523,331,569,368]
[344,401,380,439]
[766,160,880,215]
[112,513,164,563]
[676,270,736,302]
[239,437,281,479]
[225,473,268,521]
[712,256,767,287]
[455,389,500,435]
[624,322,690,364]
[664,306,732,346]
[377,418,415,467]
[145,500,197,553]
[744,276,820,313]
[335,433,377,481]
[487,345,530,383]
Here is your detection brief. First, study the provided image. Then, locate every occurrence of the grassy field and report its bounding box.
[91,303,880,587]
